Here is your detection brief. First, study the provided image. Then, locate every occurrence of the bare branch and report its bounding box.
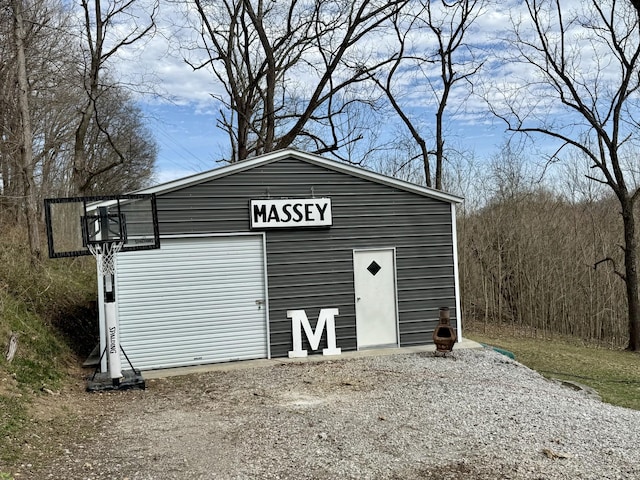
[373,0,488,189]
[594,257,626,281]
[72,0,157,194]
[188,0,409,162]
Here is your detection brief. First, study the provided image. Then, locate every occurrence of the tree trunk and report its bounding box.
[72,0,102,193]
[13,0,41,260]
[434,60,450,191]
[73,106,94,194]
[621,200,640,351]
[434,102,445,190]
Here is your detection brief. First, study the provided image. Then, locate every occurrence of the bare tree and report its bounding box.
[2,0,157,229]
[11,0,40,259]
[79,86,157,194]
[2,0,75,219]
[460,178,628,346]
[493,0,640,350]
[72,0,157,194]
[372,0,487,189]
[186,0,409,162]
[0,1,19,221]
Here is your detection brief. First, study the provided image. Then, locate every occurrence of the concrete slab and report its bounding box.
[142,338,483,380]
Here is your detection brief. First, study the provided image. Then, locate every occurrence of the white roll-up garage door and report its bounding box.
[114,235,268,370]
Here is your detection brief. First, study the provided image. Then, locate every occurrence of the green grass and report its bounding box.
[1,292,68,385]
[466,325,640,410]
[0,291,71,465]
[0,395,29,466]
[0,228,97,467]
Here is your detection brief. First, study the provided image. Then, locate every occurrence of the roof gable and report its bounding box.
[139,149,463,204]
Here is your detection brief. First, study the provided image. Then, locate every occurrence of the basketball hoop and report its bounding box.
[43,194,160,390]
[88,241,123,277]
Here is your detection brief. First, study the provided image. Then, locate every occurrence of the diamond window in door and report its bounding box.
[367,261,381,276]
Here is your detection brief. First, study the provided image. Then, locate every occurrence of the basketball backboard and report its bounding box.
[44,194,160,258]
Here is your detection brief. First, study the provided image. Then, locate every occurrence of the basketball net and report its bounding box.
[87,242,123,277]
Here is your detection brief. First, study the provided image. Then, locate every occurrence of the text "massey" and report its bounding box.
[250,198,332,229]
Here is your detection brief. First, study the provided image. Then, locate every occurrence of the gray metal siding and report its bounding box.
[156,157,457,357]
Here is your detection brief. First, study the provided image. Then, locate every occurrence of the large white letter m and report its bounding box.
[287,308,341,358]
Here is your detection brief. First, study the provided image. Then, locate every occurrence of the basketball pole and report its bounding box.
[103,268,123,385]
[96,210,123,384]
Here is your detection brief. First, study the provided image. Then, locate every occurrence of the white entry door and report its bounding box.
[353,248,398,349]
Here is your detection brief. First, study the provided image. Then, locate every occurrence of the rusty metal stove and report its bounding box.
[432,307,457,354]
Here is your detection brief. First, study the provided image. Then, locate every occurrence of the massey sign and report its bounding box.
[250,198,332,229]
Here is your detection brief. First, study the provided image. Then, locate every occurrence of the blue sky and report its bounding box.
[141,103,226,184]
[141,102,507,185]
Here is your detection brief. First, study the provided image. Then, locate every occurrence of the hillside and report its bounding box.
[0,227,97,465]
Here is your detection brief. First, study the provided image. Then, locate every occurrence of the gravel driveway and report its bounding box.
[18,348,640,479]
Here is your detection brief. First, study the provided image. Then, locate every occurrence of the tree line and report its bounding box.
[460,192,629,347]
[454,152,630,347]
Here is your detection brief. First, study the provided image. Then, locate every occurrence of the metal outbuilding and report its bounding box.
[98,149,464,371]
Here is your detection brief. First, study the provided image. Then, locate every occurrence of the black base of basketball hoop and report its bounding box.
[86,369,145,392]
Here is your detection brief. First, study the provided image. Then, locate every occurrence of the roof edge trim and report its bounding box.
[137,149,463,204]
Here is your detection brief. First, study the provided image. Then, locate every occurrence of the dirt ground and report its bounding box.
[4,350,639,480]
[4,355,481,480]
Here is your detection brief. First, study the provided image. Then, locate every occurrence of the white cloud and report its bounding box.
[106,0,225,106]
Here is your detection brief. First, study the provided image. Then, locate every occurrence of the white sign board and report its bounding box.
[250,198,332,229]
